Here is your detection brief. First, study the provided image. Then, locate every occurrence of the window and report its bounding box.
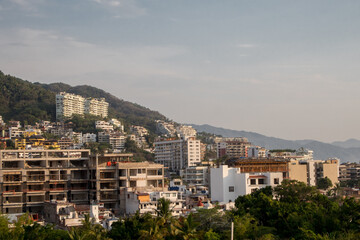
[258,179,265,185]
[274,178,279,184]
[251,188,258,193]
[250,179,256,185]
[229,186,234,192]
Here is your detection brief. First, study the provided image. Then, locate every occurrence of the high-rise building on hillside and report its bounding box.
[56,92,109,121]
[85,98,109,118]
[154,137,201,171]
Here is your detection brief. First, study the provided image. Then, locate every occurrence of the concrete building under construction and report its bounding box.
[0,149,165,216]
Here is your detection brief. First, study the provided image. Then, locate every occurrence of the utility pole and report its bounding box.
[231,221,234,240]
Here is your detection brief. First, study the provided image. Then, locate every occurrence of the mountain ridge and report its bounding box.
[190,124,360,162]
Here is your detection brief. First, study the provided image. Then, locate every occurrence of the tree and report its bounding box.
[174,214,199,240]
[156,198,172,221]
[317,177,333,190]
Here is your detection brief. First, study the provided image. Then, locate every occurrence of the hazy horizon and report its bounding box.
[1,0,360,142]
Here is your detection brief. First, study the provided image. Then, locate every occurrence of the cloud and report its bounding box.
[0,28,189,81]
[93,0,146,18]
[8,0,44,11]
[236,43,256,48]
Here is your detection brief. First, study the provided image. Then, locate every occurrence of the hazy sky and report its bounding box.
[1,0,360,142]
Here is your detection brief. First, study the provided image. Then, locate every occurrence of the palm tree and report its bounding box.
[139,217,167,240]
[175,214,199,240]
[156,198,173,220]
[68,227,88,240]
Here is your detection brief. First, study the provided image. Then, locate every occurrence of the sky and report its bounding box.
[1,0,360,142]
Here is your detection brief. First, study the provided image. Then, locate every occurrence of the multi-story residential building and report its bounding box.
[109,119,124,132]
[8,121,21,128]
[125,190,184,216]
[155,137,202,171]
[9,127,23,139]
[155,138,183,171]
[339,162,360,181]
[85,98,109,118]
[0,150,166,217]
[0,116,5,126]
[210,165,284,203]
[247,146,268,158]
[288,158,339,186]
[180,166,209,187]
[183,137,201,167]
[155,120,177,136]
[56,92,86,121]
[56,92,109,121]
[216,137,251,159]
[89,154,165,214]
[109,133,126,152]
[95,121,114,132]
[130,125,149,137]
[98,132,126,152]
[176,125,197,140]
[82,133,97,143]
[0,149,91,214]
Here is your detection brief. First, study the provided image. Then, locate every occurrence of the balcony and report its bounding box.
[3,174,22,183]
[26,175,45,182]
[49,174,68,181]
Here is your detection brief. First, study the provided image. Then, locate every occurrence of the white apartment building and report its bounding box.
[82,133,97,143]
[125,191,184,216]
[176,125,197,140]
[109,119,124,132]
[130,125,149,137]
[98,132,126,152]
[85,98,109,118]
[184,137,201,167]
[210,165,283,203]
[0,116,5,126]
[9,127,23,139]
[56,92,109,120]
[95,121,114,132]
[56,92,85,120]
[109,134,126,152]
[155,137,202,171]
[155,120,177,136]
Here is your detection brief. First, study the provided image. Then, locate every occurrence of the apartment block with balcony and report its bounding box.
[154,137,202,172]
[0,149,90,214]
[216,137,251,159]
[89,154,165,215]
[56,92,109,121]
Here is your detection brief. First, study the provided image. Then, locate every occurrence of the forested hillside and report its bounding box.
[0,71,167,132]
[0,71,56,123]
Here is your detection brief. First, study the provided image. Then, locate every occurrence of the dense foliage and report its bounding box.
[0,71,56,124]
[235,180,360,239]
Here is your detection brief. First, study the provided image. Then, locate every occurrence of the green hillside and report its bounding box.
[0,71,56,123]
[0,71,167,132]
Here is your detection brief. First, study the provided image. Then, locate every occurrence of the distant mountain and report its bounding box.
[190,124,360,162]
[0,71,167,132]
[332,139,360,149]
